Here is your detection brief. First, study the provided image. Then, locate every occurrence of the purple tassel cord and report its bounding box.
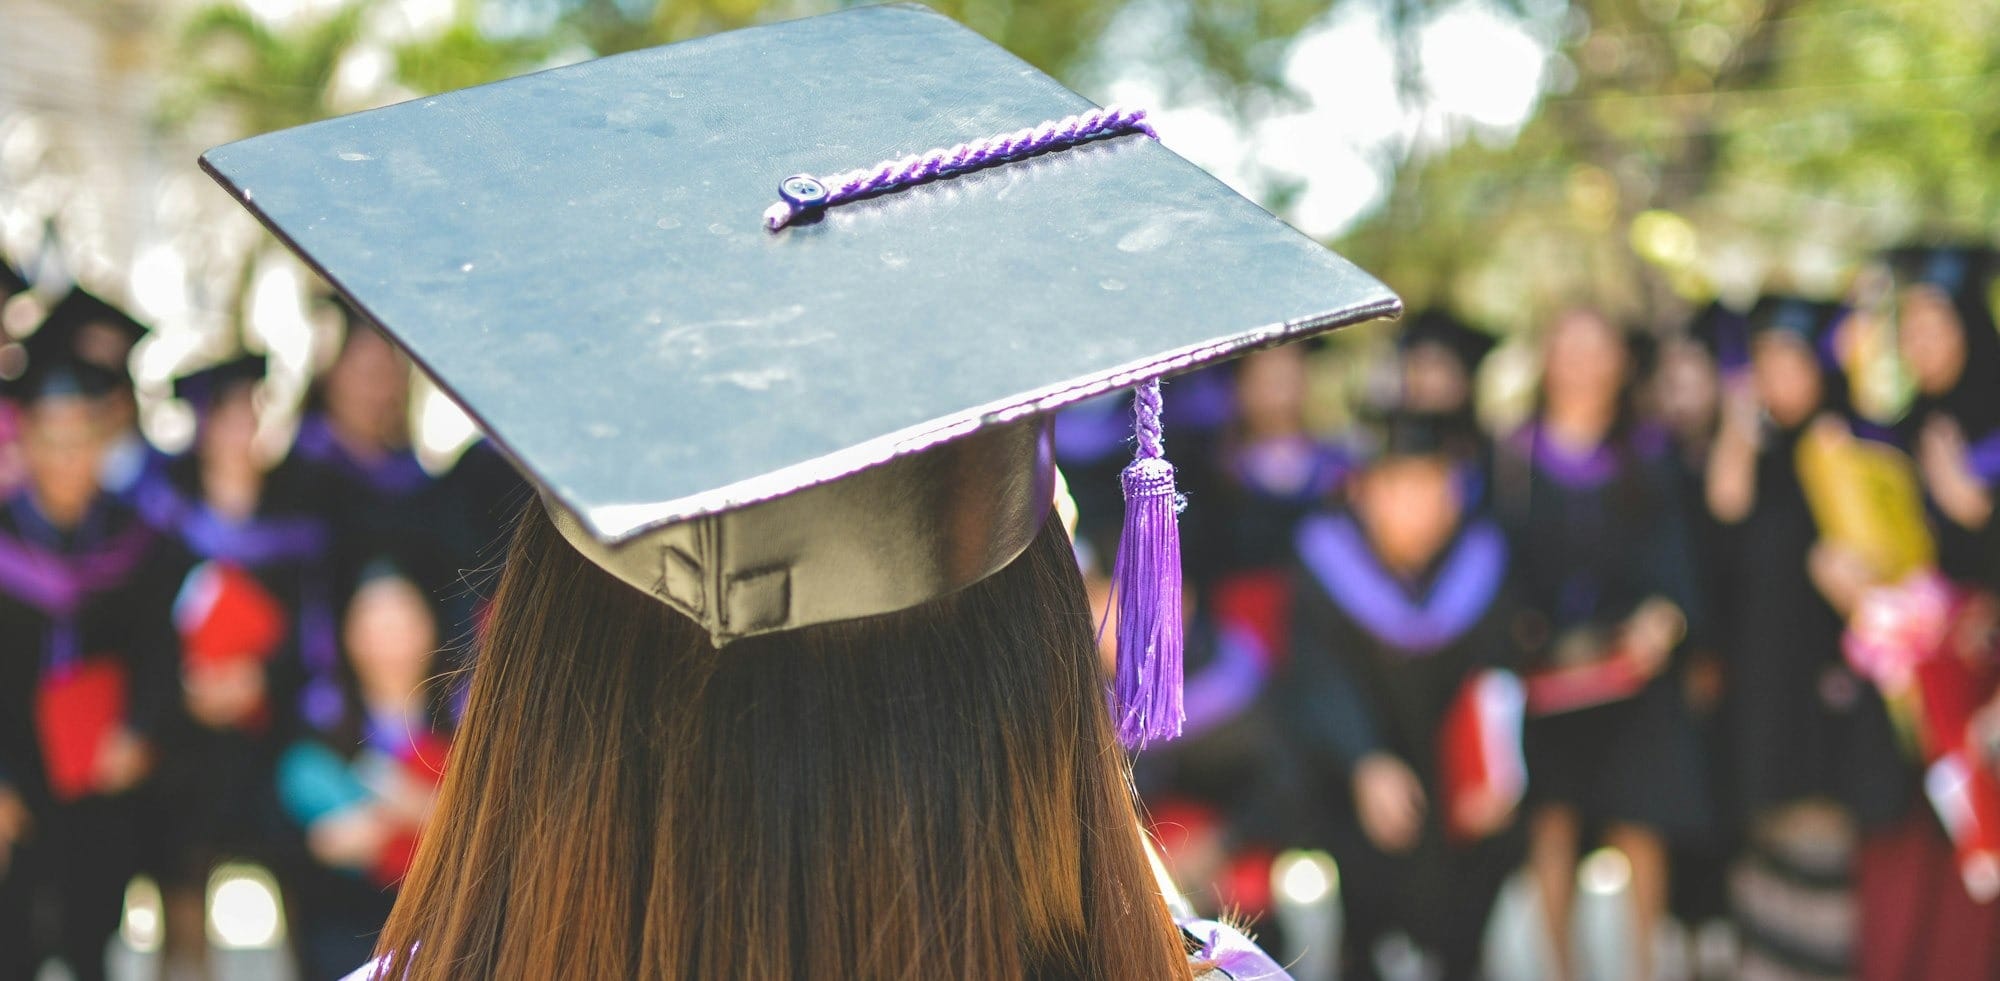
[763,105,1157,231]
[1109,378,1185,749]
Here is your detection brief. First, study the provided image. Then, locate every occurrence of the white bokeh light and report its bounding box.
[208,863,286,950]
[1420,2,1548,131]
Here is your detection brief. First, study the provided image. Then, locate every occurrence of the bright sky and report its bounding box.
[1103,0,1553,239]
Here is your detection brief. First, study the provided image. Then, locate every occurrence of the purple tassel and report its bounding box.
[1109,378,1184,749]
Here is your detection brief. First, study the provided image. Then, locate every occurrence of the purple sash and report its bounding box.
[1506,421,1667,489]
[1295,514,1506,655]
[0,520,155,618]
[0,498,157,668]
[179,507,329,567]
[1053,395,1132,464]
[1970,428,2000,486]
[1228,436,1348,504]
[293,415,431,497]
[1181,622,1269,739]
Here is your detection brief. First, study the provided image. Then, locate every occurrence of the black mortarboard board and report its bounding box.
[200,4,1399,649]
[1,342,122,405]
[30,287,150,379]
[1888,245,1997,303]
[1355,408,1474,464]
[173,353,268,409]
[1746,294,1839,345]
[1684,300,1748,371]
[1396,309,1497,371]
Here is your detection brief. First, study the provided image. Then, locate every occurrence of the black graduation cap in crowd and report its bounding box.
[1684,300,1748,371]
[173,353,268,409]
[1396,309,1497,371]
[199,2,1400,714]
[1355,408,1476,465]
[1889,245,1997,303]
[1746,294,1840,345]
[1,340,123,405]
[31,287,150,380]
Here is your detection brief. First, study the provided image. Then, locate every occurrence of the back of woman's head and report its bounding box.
[375,504,1189,980]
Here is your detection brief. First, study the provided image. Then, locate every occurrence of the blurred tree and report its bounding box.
[164,1,378,341]
[157,0,2000,339]
[1338,0,2000,333]
[165,1,375,135]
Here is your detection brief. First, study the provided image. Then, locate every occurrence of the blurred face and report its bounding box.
[1234,344,1308,438]
[1401,343,1471,415]
[1542,309,1628,417]
[1652,339,1718,437]
[1752,334,1825,429]
[325,327,410,447]
[198,384,260,470]
[1354,455,1461,573]
[1899,286,1968,396]
[344,575,438,702]
[21,396,108,525]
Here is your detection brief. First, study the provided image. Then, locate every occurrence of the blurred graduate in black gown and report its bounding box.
[0,341,187,981]
[1395,310,1495,460]
[287,299,444,591]
[1705,296,1906,978]
[275,558,452,981]
[1205,343,1349,656]
[1852,246,2000,981]
[1647,302,1742,967]
[1282,409,1523,980]
[1496,308,1710,981]
[31,288,177,528]
[1890,247,2000,589]
[147,353,339,976]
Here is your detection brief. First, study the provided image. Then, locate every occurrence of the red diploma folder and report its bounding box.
[174,561,288,669]
[34,657,128,803]
[1439,669,1527,843]
[1927,750,2000,904]
[1522,648,1650,716]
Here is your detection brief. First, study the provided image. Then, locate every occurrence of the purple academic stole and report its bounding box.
[1295,513,1506,656]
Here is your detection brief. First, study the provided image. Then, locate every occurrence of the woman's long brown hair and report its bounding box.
[374,506,1190,979]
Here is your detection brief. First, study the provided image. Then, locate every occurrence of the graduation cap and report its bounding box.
[1683,300,1748,373]
[1,342,123,405]
[200,3,1400,747]
[1397,309,1497,371]
[173,353,268,411]
[1888,245,1997,302]
[1353,408,1478,466]
[1746,294,1841,346]
[30,287,150,381]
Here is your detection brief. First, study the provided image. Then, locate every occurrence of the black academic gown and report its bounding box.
[1281,511,1523,980]
[0,491,187,981]
[284,412,452,601]
[1493,422,1713,841]
[148,455,340,884]
[1133,616,1295,869]
[1724,426,1908,826]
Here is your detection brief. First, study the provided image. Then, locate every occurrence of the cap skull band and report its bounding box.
[201,2,1400,744]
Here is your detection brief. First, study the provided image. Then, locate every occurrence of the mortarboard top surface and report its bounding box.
[200,3,1399,545]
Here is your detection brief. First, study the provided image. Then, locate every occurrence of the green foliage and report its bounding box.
[159,0,2000,335]
[393,18,555,95]
[165,0,373,135]
[1340,0,2000,332]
